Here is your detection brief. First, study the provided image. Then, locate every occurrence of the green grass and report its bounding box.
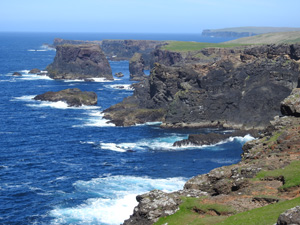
[160,41,247,52]
[154,197,235,225]
[216,196,300,225]
[266,131,283,143]
[256,161,300,190]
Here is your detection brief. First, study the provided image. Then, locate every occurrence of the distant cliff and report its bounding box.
[104,44,300,129]
[202,27,300,38]
[51,38,165,69]
[46,44,113,80]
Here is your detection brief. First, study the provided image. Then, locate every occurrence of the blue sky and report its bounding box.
[0,0,299,33]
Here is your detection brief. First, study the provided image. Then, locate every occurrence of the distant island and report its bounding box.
[202,26,300,38]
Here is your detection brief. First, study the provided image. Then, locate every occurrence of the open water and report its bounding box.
[0,32,252,224]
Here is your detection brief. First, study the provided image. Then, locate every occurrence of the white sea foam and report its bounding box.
[73,110,115,128]
[104,84,134,91]
[100,134,255,153]
[19,74,52,81]
[50,175,187,225]
[11,95,36,101]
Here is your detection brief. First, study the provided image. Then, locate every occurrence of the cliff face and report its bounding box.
[104,44,300,129]
[100,39,164,69]
[202,29,257,38]
[46,44,113,80]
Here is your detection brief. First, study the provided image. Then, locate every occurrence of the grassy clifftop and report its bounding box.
[225,31,300,44]
[160,41,247,52]
[204,26,300,34]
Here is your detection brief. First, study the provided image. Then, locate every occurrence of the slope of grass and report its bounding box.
[217,197,300,225]
[225,31,300,44]
[160,41,247,52]
[256,160,300,190]
[154,197,235,225]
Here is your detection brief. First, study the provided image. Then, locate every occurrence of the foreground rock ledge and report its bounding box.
[33,88,97,107]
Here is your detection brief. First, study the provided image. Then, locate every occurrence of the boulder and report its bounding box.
[29,68,41,74]
[281,88,300,117]
[129,53,145,80]
[114,72,124,77]
[12,72,22,76]
[277,206,300,225]
[46,44,113,80]
[33,88,97,107]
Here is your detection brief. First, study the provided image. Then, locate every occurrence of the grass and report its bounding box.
[225,31,300,44]
[160,41,248,52]
[266,131,283,143]
[154,197,235,225]
[216,196,300,225]
[255,161,300,190]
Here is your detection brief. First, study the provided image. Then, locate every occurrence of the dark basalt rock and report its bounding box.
[277,206,300,225]
[33,88,97,107]
[105,44,300,129]
[129,53,145,80]
[280,88,300,117]
[46,44,113,80]
[114,72,124,77]
[29,68,41,74]
[12,72,22,76]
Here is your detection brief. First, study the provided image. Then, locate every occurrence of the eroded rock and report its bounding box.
[33,88,97,107]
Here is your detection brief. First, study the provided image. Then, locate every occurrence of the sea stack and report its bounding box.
[46,44,113,80]
[33,88,97,107]
[129,53,145,80]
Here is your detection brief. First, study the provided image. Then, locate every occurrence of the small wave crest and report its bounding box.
[73,110,115,128]
[104,84,133,91]
[50,175,186,225]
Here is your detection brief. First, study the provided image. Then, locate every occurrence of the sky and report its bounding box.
[0,0,299,33]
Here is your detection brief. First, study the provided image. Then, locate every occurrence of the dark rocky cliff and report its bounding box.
[104,44,300,129]
[129,53,145,80]
[46,44,113,80]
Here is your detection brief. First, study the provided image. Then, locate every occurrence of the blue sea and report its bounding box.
[0,32,251,225]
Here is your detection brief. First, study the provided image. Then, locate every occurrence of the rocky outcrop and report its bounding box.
[114,72,124,77]
[277,206,300,225]
[33,88,97,107]
[29,68,41,74]
[46,44,113,80]
[173,130,258,147]
[12,72,21,76]
[104,44,300,129]
[52,38,102,47]
[129,53,145,80]
[124,109,300,224]
[281,88,300,117]
[101,39,164,69]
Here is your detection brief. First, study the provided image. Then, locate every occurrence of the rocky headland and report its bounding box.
[123,89,300,225]
[46,44,113,80]
[104,44,300,130]
[33,88,97,107]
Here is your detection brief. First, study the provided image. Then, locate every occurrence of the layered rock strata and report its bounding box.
[33,88,97,107]
[46,44,113,80]
[104,44,300,129]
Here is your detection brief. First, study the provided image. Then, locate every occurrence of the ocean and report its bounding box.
[0,32,252,225]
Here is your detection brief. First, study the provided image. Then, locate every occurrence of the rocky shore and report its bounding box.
[33,88,97,107]
[123,89,300,225]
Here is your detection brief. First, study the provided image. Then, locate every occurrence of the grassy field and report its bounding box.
[225,31,300,44]
[204,27,300,34]
[160,41,247,52]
